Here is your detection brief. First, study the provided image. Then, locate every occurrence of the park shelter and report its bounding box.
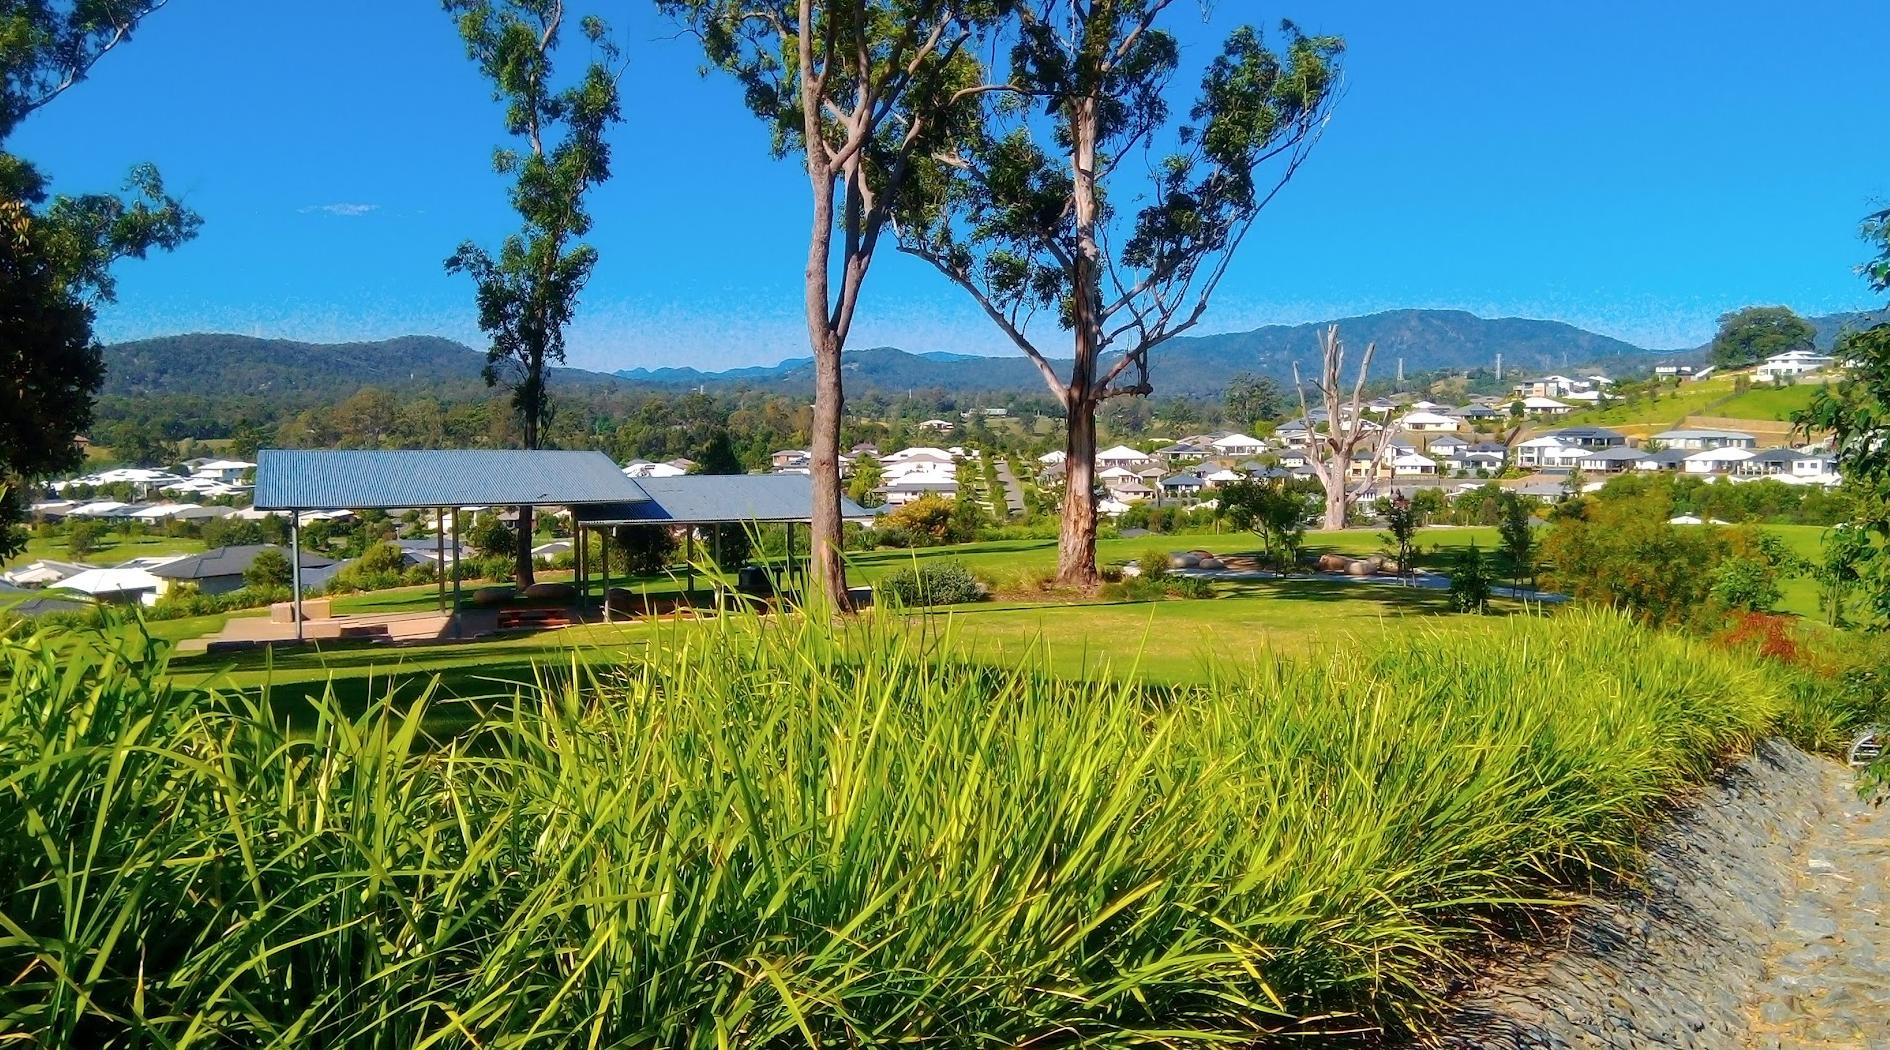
[252,449,874,640]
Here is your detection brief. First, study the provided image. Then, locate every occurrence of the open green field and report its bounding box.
[1552,375,1738,429]
[1714,382,1825,422]
[5,530,205,567]
[156,521,1836,708]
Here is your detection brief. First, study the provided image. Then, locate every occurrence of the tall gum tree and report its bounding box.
[445,0,623,588]
[898,2,1341,587]
[658,0,1002,610]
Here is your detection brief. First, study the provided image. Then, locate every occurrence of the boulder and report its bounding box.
[1317,554,1350,573]
[470,586,514,607]
[1346,560,1374,577]
[1196,557,1224,570]
[523,581,576,602]
[1172,553,1200,569]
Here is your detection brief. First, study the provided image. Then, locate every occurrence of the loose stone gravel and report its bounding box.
[1420,740,1889,1050]
[1744,768,1890,1050]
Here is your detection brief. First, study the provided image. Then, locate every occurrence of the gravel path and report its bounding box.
[1746,774,1890,1049]
[1425,743,1890,1050]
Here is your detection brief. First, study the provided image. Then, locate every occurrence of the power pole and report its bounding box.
[1495,353,1503,382]
[1396,357,1404,385]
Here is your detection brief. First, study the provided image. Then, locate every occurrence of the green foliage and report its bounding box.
[1376,494,1423,576]
[1797,212,1890,626]
[465,514,516,559]
[1542,491,1729,627]
[63,518,99,557]
[897,6,1343,582]
[1708,305,1816,369]
[1223,372,1283,427]
[847,454,885,508]
[1447,544,1494,613]
[1710,556,1781,613]
[356,541,408,577]
[880,495,962,546]
[1219,478,1312,568]
[242,546,292,590]
[1496,491,1536,586]
[1137,545,1170,581]
[875,559,984,607]
[0,2,198,558]
[612,524,677,577]
[0,609,1802,1044]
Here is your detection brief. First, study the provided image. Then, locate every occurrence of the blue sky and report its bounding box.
[13,0,1887,372]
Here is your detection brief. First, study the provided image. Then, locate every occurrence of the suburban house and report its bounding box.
[1634,449,1693,472]
[882,476,959,505]
[52,556,189,606]
[1735,449,1806,477]
[1755,349,1835,381]
[1396,410,1460,433]
[1209,433,1265,457]
[1578,446,1647,473]
[1160,473,1206,499]
[1451,405,1505,423]
[1684,447,1755,474]
[1096,444,1153,469]
[1654,363,1697,378]
[1521,396,1572,415]
[1154,442,1210,464]
[190,458,255,483]
[1389,451,1438,477]
[1650,428,1757,451]
[770,449,811,472]
[1546,426,1628,449]
[2,559,94,587]
[150,545,338,596]
[622,458,690,478]
[918,419,955,433]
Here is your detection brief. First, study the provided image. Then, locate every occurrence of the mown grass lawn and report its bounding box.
[6,530,206,568]
[1714,382,1827,422]
[158,520,1835,707]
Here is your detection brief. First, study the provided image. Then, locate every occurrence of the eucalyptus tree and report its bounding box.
[898,3,1342,586]
[1,0,198,558]
[1292,325,1379,530]
[445,0,623,587]
[658,0,1001,609]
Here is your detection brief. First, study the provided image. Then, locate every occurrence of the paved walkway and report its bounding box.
[1747,772,1890,1049]
[993,459,1026,517]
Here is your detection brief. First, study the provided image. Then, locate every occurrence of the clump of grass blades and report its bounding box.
[0,607,1786,1046]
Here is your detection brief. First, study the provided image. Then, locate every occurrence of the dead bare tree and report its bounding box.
[1293,325,1382,530]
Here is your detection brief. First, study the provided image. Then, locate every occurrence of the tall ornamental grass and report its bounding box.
[1,608,1784,1046]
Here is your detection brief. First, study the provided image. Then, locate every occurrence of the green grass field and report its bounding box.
[5,530,205,567]
[1714,382,1825,422]
[158,521,1836,708]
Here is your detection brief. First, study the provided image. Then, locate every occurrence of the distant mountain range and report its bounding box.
[616,309,1679,398]
[103,307,1886,404]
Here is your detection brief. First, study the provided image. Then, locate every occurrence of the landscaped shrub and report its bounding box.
[875,559,984,606]
[0,609,1814,1047]
[1138,545,1170,581]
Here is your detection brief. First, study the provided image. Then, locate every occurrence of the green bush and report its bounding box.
[0,610,1801,1046]
[1138,545,1170,581]
[875,559,985,606]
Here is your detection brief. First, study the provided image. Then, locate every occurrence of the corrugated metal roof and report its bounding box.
[254,449,650,509]
[573,474,876,525]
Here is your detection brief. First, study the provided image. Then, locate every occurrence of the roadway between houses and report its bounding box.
[993,459,1026,517]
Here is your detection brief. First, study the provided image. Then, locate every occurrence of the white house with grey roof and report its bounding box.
[1651,428,1756,451]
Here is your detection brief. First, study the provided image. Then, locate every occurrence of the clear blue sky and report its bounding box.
[13,0,1887,372]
